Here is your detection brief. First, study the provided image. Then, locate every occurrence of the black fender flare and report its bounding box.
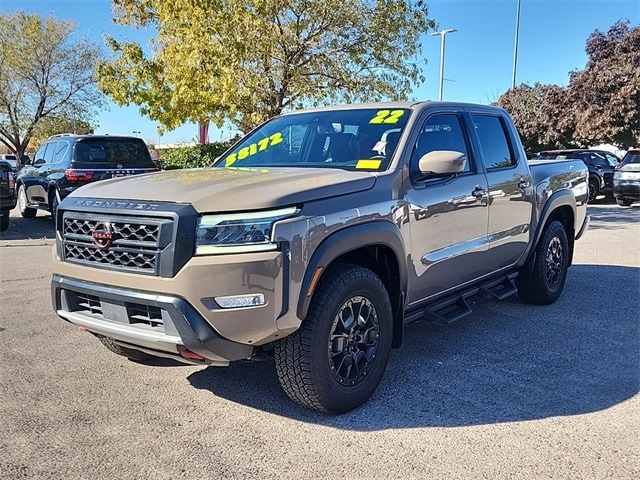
[523,190,577,270]
[296,221,407,321]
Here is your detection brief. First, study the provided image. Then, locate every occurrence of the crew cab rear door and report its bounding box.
[467,109,533,270]
[404,111,490,304]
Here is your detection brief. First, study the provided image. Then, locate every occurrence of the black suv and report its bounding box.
[16,134,159,219]
[536,149,620,202]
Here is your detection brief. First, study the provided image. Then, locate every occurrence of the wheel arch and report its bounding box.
[528,191,576,269]
[297,221,407,348]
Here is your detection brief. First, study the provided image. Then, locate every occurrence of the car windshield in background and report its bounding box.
[621,151,640,164]
[74,138,155,168]
[213,108,411,171]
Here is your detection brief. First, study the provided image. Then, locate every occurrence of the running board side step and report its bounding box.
[414,272,520,326]
[424,289,477,325]
[479,273,518,301]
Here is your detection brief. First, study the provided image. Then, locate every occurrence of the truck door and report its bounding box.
[404,112,490,304]
[470,112,533,270]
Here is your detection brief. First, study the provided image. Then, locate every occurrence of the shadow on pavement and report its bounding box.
[587,203,639,230]
[188,264,639,429]
[0,212,55,242]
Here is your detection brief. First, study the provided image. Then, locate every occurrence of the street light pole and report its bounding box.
[512,0,521,89]
[431,29,457,101]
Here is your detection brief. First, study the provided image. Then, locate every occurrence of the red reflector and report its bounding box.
[65,169,94,181]
[180,349,206,360]
[77,326,89,332]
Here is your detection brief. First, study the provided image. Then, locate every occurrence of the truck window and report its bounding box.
[473,115,517,169]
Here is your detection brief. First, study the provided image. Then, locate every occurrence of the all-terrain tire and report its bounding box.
[274,263,393,414]
[516,220,569,305]
[98,336,155,362]
[17,185,36,218]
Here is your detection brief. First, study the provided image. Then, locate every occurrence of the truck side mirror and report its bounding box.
[417,150,467,180]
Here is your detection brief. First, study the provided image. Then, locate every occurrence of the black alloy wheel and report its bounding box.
[274,263,393,414]
[516,220,569,305]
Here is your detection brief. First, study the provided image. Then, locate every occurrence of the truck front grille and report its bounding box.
[62,213,174,276]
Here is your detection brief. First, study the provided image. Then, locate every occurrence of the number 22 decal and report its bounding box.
[369,110,405,125]
[225,132,283,166]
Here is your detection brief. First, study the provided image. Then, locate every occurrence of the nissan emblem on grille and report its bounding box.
[92,222,114,249]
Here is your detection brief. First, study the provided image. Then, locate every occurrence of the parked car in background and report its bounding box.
[613,149,640,206]
[0,160,17,231]
[535,149,620,202]
[0,154,19,174]
[16,134,160,220]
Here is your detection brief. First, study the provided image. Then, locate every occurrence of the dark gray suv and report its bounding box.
[16,134,159,219]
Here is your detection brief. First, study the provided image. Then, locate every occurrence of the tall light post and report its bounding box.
[431,28,457,101]
[512,0,521,89]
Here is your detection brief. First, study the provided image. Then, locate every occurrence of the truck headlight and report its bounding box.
[195,207,296,255]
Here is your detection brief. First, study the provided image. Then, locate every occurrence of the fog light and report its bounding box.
[215,293,265,308]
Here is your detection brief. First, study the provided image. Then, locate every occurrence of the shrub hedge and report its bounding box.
[160,141,235,170]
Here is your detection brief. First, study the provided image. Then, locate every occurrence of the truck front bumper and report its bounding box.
[52,275,256,365]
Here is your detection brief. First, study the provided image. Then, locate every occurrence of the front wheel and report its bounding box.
[588,180,599,202]
[49,189,60,220]
[17,185,37,218]
[274,263,393,414]
[516,220,569,305]
[616,197,633,207]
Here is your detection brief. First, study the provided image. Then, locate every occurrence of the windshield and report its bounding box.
[622,151,640,164]
[213,108,411,171]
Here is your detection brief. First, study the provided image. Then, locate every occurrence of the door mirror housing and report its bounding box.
[417,150,467,180]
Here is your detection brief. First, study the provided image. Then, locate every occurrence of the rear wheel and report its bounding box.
[274,263,393,414]
[0,211,8,232]
[98,336,155,362]
[17,185,36,218]
[616,197,633,207]
[516,220,569,305]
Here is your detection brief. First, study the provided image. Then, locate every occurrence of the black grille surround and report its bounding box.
[57,198,199,277]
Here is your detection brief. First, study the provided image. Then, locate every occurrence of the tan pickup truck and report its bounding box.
[51,102,589,413]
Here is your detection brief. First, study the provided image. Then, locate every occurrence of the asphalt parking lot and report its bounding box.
[0,202,638,479]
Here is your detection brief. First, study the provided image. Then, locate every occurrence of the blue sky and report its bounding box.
[2,0,639,144]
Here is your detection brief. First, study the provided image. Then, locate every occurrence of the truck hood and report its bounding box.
[67,167,377,212]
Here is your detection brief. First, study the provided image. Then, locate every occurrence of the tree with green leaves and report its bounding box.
[97,0,435,134]
[30,116,95,147]
[0,12,105,161]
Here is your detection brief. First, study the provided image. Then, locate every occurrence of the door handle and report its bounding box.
[471,186,487,199]
[518,179,531,189]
